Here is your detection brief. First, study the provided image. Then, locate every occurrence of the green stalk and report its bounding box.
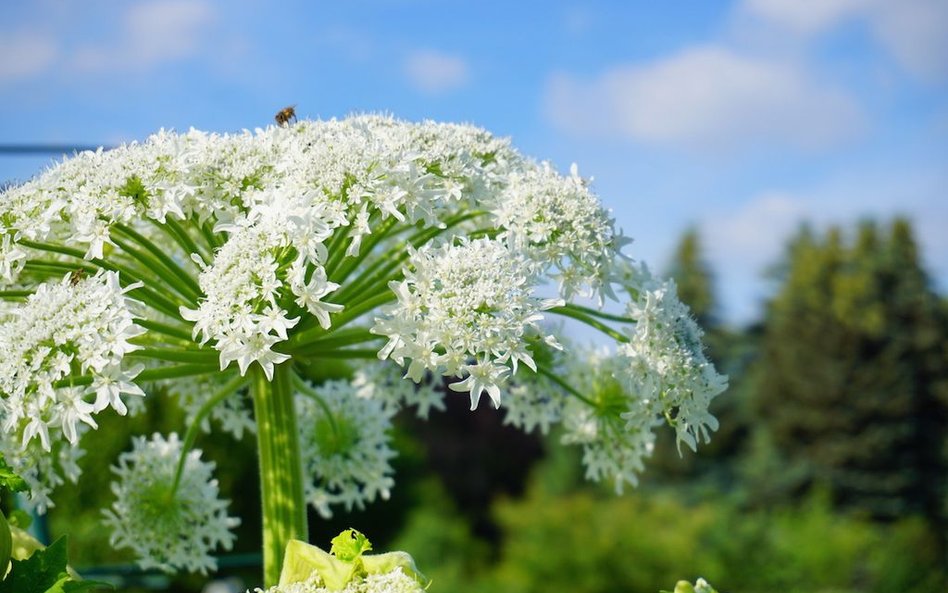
[113,224,203,296]
[169,374,246,496]
[549,306,629,343]
[251,364,308,586]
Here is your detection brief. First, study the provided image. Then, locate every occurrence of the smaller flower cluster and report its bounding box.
[0,271,144,451]
[103,433,239,574]
[373,238,561,410]
[352,362,446,419]
[491,162,620,302]
[296,379,397,518]
[617,263,727,452]
[0,423,85,513]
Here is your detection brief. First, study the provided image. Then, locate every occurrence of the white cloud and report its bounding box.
[403,50,469,95]
[740,0,864,35]
[741,0,948,83]
[545,46,862,152]
[0,33,57,81]
[867,0,948,83]
[71,0,214,73]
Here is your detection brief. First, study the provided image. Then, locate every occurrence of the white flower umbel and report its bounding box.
[0,271,144,451]
[103,433,239,574]
[295,379,397,518]
[0,114,727,586]
[373,238,561,409]
[617,263,728,452]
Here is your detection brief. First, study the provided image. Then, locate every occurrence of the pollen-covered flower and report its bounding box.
[295,379,397,518]
[103,433,239,574]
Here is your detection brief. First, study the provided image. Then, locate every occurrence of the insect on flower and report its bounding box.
[68,268,87,285]
[274,105,297,127]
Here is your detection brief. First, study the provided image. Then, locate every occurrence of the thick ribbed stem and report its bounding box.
[251,364,308,586]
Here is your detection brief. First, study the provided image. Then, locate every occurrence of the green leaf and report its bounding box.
[0,458,28,494]
[329,529,372,562]
[0,535,111,593]
[0,536,68,593]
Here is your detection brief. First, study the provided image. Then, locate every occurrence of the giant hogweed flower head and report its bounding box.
[0,114,726,579]
[103,433,239,574]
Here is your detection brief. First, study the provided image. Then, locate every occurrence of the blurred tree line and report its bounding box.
[31,217,948,592]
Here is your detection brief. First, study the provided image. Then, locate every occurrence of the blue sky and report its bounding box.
[1,0,946,324]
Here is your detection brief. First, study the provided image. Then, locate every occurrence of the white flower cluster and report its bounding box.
[0,424,85,513]
[0,271,144,451]
[492,162,620,301]
[617,263,728,452]
[373,238,562,409]
[252,567,424,593]
[103,433,239,574]
[352,362,446,419]
[296,379,397,518]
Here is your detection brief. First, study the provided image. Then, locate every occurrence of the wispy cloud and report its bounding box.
[403,50,470,95]
[0,32,58,82]
[740,0,948,83]
[71,0,215,73]
[545,45,862,152]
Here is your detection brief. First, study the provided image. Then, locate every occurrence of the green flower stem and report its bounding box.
[51,362,220,388]
[110,234,199,303]
[127,348,220,364]
[326,217,401,283]
[169,373,246,497]
[330,212,486,305]
[289,328,382,354]
[549,306,629,343]
[298,348,379,359]
[537,366,598,408]
[251,363,308,587]
[136,319,195,341]
[113,224,203,296]
[161,218,209,266]
[200,221,222,250]
[292,374,339,435]
[560,303,637,325]
[0,289,34,299]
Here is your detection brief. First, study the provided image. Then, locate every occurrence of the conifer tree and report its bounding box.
[751,219,948,530]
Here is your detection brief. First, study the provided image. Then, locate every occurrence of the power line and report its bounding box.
[0,143,112,156]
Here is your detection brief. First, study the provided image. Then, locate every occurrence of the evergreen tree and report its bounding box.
[666,227,715,328]
[749,219,948,530]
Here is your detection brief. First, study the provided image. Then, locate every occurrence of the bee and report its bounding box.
[68,268,86,285]
[275,105,297,127]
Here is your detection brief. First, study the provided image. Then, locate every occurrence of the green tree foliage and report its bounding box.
[666,228,716,328]
[749,219,948,526]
